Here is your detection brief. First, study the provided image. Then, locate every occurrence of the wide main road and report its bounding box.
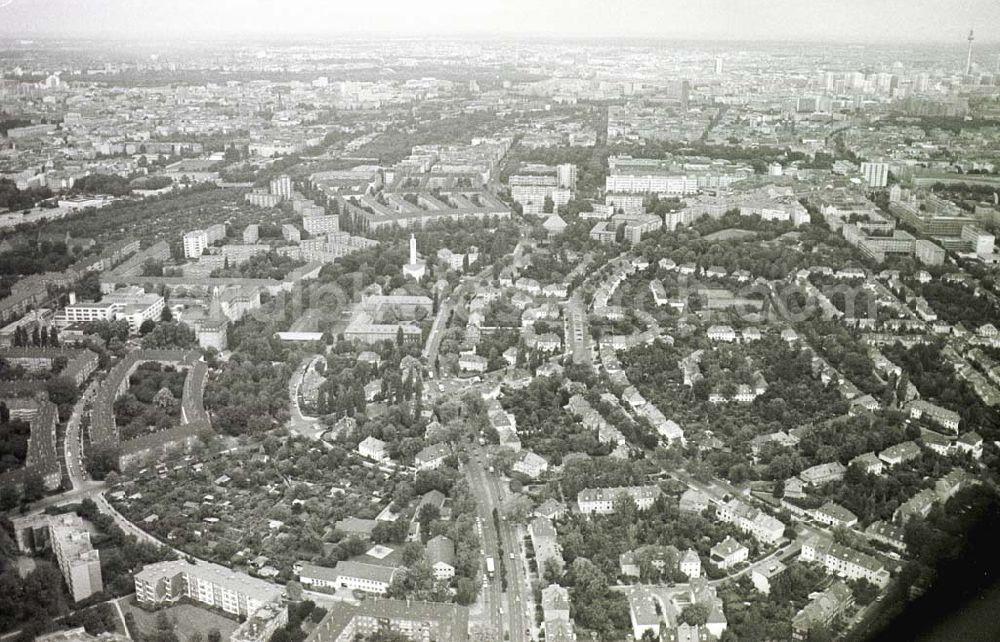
[466,454,504,638]
[466,449,531,642]
[423,261,498,365]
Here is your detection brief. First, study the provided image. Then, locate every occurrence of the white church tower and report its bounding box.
[402,233,426,280]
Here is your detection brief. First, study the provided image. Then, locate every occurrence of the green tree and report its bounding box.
[46,376,79,408]
[850,578,878,606]
[86,444,121,480]
[679,603,710,626]
[22,472,45,502]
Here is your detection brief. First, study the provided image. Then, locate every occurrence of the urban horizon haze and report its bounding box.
[0,0,997,43]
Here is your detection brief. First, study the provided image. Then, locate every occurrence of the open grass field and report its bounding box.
[119,598,239,641]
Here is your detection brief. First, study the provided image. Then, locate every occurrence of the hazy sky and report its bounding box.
[0,0,997,43]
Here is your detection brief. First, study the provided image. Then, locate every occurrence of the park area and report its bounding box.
[118,597,238,642]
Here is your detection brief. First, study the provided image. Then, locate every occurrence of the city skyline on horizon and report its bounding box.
[0,0,997,45]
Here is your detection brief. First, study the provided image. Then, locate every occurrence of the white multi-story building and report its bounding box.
[61,301,117,325]
[509,174,571,217]
[556,163,577,190]
[861,162,890,188]
[707,325,738,342]
[710,536,748,570]
[680,549,702,579]
[577,485,662,515]
[303,215,340,236]
[800,535,890,588]
[358,435,388,462]
[716,498,785,545]
[915,239,946,266]
[183,229,209,258]
[906,400,961,433]
[102,287,166,333]
[243,224,260,244]
[45,514,103,603]
[135,560,282,617]
[270,175,293,200]
[962,224,996,258]
[605,173,698,195]
[282,224,301,243]
[325,561,398,595]
[183,224,225,259]
[61,287,164,334]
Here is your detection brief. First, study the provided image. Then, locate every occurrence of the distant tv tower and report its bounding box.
[966,28,975,76]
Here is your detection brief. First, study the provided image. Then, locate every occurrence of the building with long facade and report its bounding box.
[134,559,282,618]
[305,598,469,642]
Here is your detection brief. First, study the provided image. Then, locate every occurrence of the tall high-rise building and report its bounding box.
[11,514,103,603]
[50,515,104,602]
[183,229,208,258]
[824,71,838,93]
[861,162,890,188]
[714,57,723,75]
[269,175,292,200]
[556,164,577,190]
[966,29,975,76]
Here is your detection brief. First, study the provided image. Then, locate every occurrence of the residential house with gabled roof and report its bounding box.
[706,325,737,342]
[358,436,388,462]
[334,517,378,541]
[529,516,564,576]
[710,536,748,570]
[879,441,921,467]
[715,498,785,545]
[935,468,977,503]
[679,488,710,514]
[426,535,455,580]
[864,520,907,552]
[811,501,858,529]
[327,561,399,595]
[791,581,853,641]
[680,549,701,579]
[626,587,662,640]
[414,443,450,471]
[512,450,549,479]
[799,461,846,486]
[955,431,983,459]
[541,583,574,641]
[920,429,952,456]
[577,485,661,515]
[906,400,961,434]
[850,452,884,476]
[800,535,890,588]
[534,499,567,521]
